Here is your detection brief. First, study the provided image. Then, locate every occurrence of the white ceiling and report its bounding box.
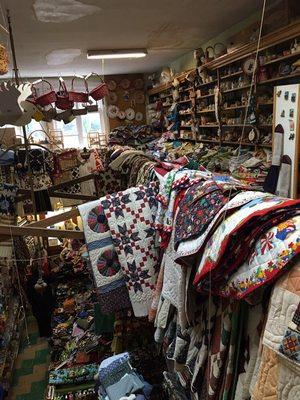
[2,0,268,77]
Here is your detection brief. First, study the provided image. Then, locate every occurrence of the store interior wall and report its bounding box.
[168,10,261,74]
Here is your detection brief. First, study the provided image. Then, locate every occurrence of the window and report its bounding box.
[53,118,81,148]
[52,106,108,148]
[6,102,109,150]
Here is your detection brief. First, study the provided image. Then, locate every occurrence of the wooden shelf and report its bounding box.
[222,123,272,128]
[179,86,194,92]
[222,140,272,148]
[220,71,244,80]
[222,84,251,93]
[198,124,219,128]
[179,111,193,115]
[178,99,192,104]
[262,51,300,66]
[197,109,215,114]
[223,105,247,111]
[258,73,300,85]
[196,80,217,87]
[148,83,172,96]
[257,101,273,106]
[196,93,215,99]
[222,124,253,127]
[202,21,300,69]
[199,138,220,144]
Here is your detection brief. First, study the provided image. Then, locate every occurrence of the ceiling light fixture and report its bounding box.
[87,49,147,59]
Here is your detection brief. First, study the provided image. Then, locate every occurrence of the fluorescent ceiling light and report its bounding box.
[87,49,147,59]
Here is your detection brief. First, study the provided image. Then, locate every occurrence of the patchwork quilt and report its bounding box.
[175,191,270,262]
[100,183,159,317]
[174,178,248,250]
[263,261,300,365]
[194,195,300,292]
[79,199,131,314]
[252,263,300,399]
[220,216,300,299]
[252,346,300,400]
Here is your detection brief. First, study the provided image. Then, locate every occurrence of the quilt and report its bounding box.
[174,176,248,250]
[263,261,300,365]
[220,216,300,299]
[252,345,300,400]
[100,182,159,317]
[79,199,131,314]
[252,263,300,399]
[175,191,270,263]
[161,221,182,309]
[194,195,300,291]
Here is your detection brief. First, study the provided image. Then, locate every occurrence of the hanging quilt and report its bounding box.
[94,168,127,198]
[194,195,300,291]
[252,263,300,400]
[101,182,159,317]
[175,191,270,264]
[174,177,249,249]
[79,199,131,314]
[220,216,300,299]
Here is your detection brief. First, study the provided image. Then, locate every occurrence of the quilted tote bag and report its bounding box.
[86,72,108,101]
[56,77,74,110]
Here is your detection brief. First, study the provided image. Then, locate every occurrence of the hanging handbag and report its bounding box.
[86,72,108,101]
[32,79,57,107]
[69,75,89,103]
[56,77,74,110]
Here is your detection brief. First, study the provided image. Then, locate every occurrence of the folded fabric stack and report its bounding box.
[49,364,98,386]
[109,125,155,147]
[97,353,152,400]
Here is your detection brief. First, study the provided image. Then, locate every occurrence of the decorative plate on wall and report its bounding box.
[108,91,118,104]
[117,110,126,120]
[243,57,257,76]
[120,78,131,90]
[107,80,117,91]
[134,91,145,104]
[107,104,119,119]
[135,112,143,121]
[133,78,144,90]
[125,107,135,120]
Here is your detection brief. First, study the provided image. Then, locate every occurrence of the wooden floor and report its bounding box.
[8,316,50,400]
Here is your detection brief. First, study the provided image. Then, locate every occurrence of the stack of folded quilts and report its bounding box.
[97,353,152,400]
[109,125,155,147]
